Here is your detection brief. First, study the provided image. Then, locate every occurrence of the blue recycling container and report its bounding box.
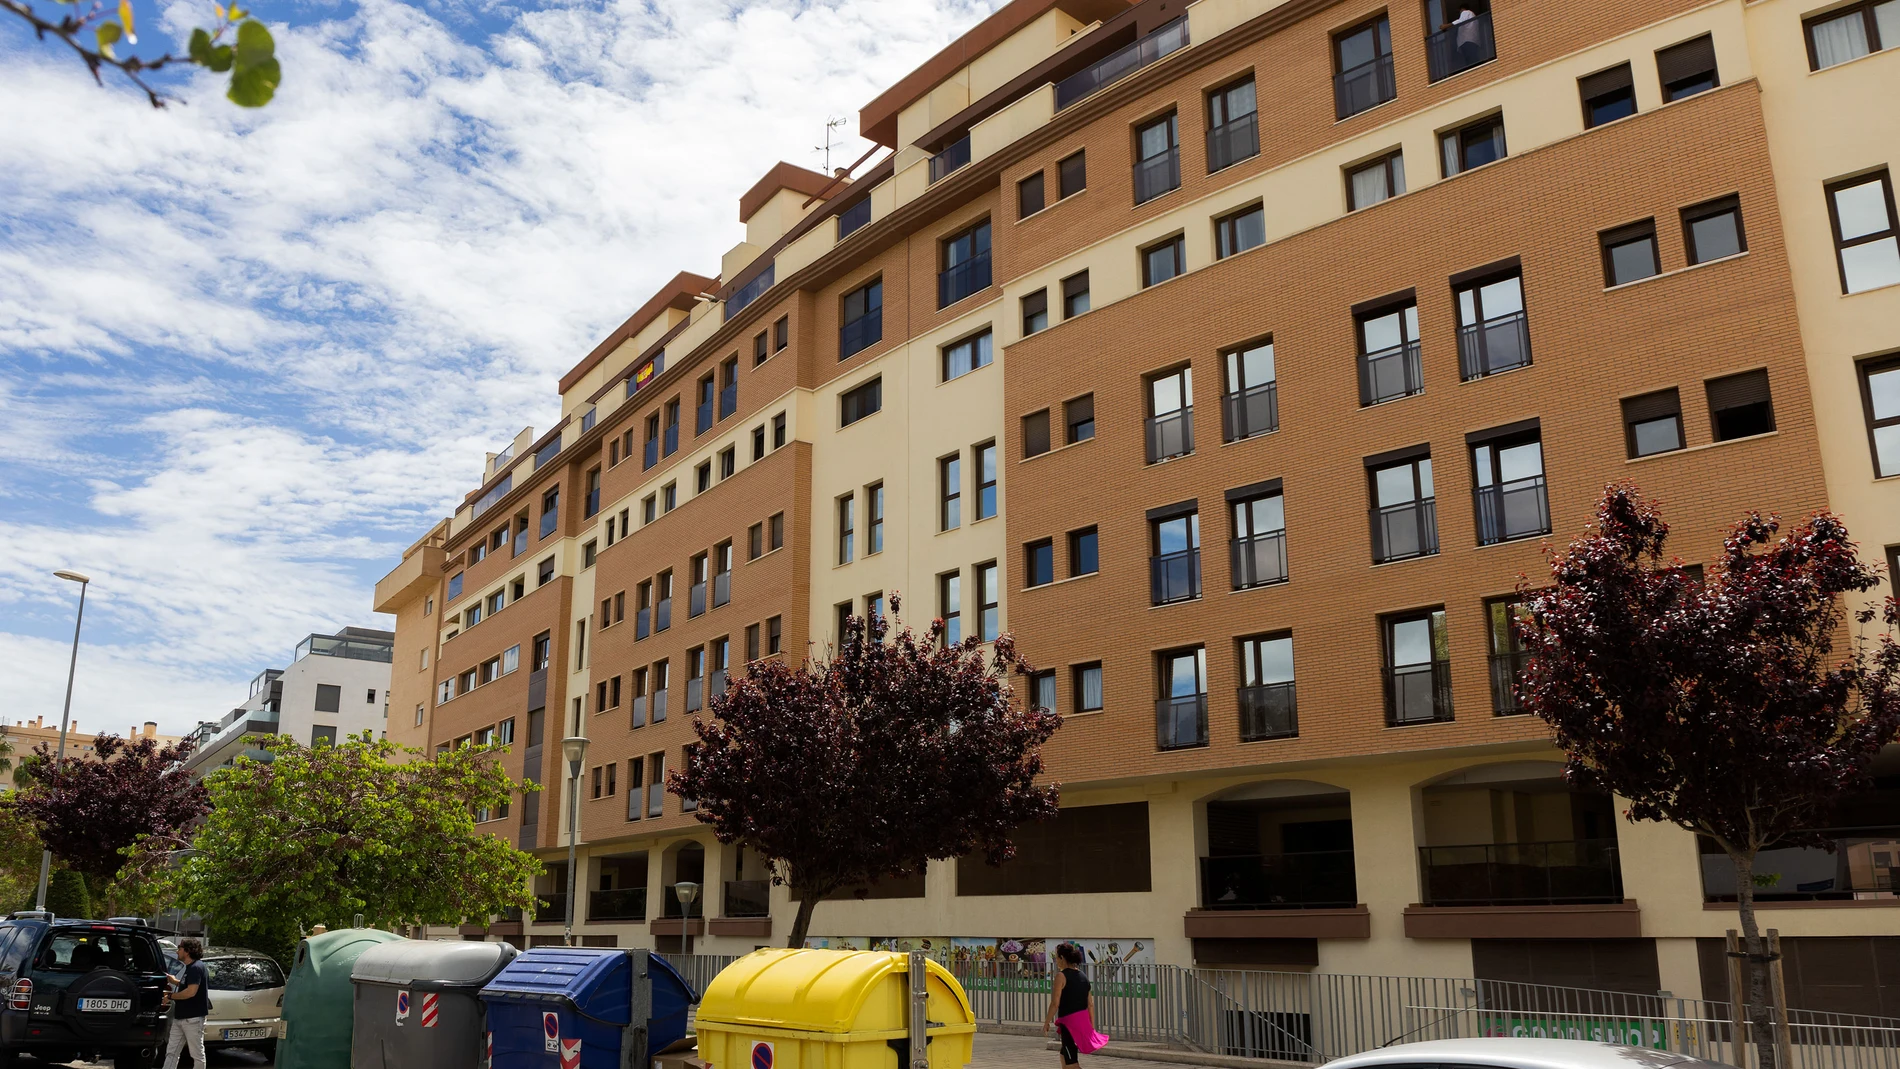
[479,947,695,1069]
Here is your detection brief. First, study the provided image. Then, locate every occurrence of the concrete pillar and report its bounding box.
[1149,786,1198,966]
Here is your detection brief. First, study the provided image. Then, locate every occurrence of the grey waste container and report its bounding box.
[349,939,519,1069]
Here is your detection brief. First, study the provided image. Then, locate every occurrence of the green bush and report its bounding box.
[44,868,92,920]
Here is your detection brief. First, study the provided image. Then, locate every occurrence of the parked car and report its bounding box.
[0,911,171,1068]
[1323,1038,1730,1069]
[197,946,285,1060]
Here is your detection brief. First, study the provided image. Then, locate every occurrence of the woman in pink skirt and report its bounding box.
[1041,943,1107,1068]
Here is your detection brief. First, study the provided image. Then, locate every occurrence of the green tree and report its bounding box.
[0,0,280,107]
[0,804,45,911]
[44,868,91,919]
[157,733,540,932]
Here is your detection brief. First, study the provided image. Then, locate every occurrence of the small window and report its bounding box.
[1347,150,1405,210]
[1142,234,1185,287]
[641,495,656,523]
[1601,219,1660,286]
[695,460,712,493]
[1683,195,1746,264]
[976,561,1000,641]
[1860,357,1900,477]
[773,411,787,448]
[1805,0,1898,70]
[753,330,769,367]
[1657,34,1719,101]
[1023,409,1052,458]
[837,493,856,565]
[538,556,555,585]
[1440,113,1506,176]
[1334,14,1396,119]
[1205,76,1259,172]
[767,614,783,654]
[751,425,765,462]
[943,330,994,381]
[840,378,883,426]
[770,511,785,551]
[748,521,763,560]
[1026,539,1055,587]
[939,570,962,646]
[1579,64,1636,129]
[866,483,884,555]
[1827,170,1900,294]
[1707,369,1775,441]
[838,197,872,238]
[774,314,789,351]
[1058,150,1087,199]
[840,278,884,359]
[1019,172,1046,217]
[1022,289,1049,335]
[582,540,597,567]
[1215,204,1265,259]
[1133,113,1181,204]
[1073,662,1104,713]
[940,453,962,531]
[1061,271,1090,317]
[1029,670,1057,713]
[1066,394,1096,444]
[315,684,342,713]
[1623,388,1685,458]
[939,220,993,308]
[1069,526,1100,576]
[975,441,997,520]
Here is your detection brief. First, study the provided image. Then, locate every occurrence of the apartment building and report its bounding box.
[182,627,395,775]
[0,720,177,791]
[377,0,1900,1007]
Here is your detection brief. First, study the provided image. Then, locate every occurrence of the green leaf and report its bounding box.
[232,18,273,70]
[227,56,278,106]
[94,21,120,59]
[207,43,233,73]
[188,27,213,65]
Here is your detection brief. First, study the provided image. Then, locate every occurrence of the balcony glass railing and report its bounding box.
[472,473,513,520]
[1132,148,1180,204]
[1150,549,1201,605]
[636,608,650,641]
[643,438,658,469]
[1371,498,1438,563]
[1156,694,1209,750]
[928,135,972,184]
[938,250,992,307]
[1222,382,1277,441]
[655,598,672,632]
[1146,407,1193,462]
[1386,660,1453,724]
[1237,681,1297,742]
[1334,53,1396,119]
[696,400,713,435]
[713,571,731,608]
[690,581,707,618]
[1420,838,1623,906]
[1474,475,1550,545]
[840,309,882,359]
[647,782,665,818]
[296,634,394,663]
[664,423,679,455]
[1489,650,1528,715]
[1206,114,1260,172]
[1425,11,1496,82]
[588,887,647,921]
[1359,340,1422,405]
[724,879,771,917]
[709,669,727,700]
[1230,532,1287,590]
[631,694,646,728]
[1201,850,1354,909]
[719,382,737,420]
[725,263,775,319]
[533,434,562,470]
[661,895,704,920]
[1054,17,1189,110]
[1458,309,1531,380]
[651,689,668,724]
[534,892,568,922]
[686,678,703,713]
[1699,827,1900,902]
[580,408,597,432]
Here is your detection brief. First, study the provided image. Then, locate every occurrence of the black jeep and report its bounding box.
[0,912,169,1068]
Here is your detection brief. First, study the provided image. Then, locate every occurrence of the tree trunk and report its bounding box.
[787,891,821,949]
[1733,852,1778,1069]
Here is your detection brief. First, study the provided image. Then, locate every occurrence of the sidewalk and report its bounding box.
[972,1031,1292,1069]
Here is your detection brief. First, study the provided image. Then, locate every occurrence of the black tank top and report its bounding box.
[1057,967,1090,1016]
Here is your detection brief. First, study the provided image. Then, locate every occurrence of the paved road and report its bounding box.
[61,1050,272,1068]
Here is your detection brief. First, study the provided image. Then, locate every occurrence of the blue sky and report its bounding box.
[0,0,1000,737]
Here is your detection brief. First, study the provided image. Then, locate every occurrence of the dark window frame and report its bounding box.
[1023,409,1052,458]
[1706,368,1777,441]
[1061,271,1091,317]
[1858,355,1900,478]
[1026,538,1055,587]
[1682,194,1748,265]
[1382,607,1453,725]
[1141,232,1187,287]
[1073,661,1104,713]
[1204,74,1260,173]
[1623,387,1686,459]
[940,452,962,531]
[1022,289,1049,335]
[839,377,883,427]
[1214,202,1266,259]
[1804,0,1895,70]
[1346,149,1406,210]
[1058,151,1088,199]
[839,277,884,359]
[1019,171,1047,218]
[1439,111,1508,176]
[1332,13,1396,119]
[1601,218,1661,287]
[1579,62,1638,129]
[1066,393,1096,444]
[1069,525,1100,577]
[1657,33,1719,100]
[1132,111,1182,205]
[1825,169,1900,294]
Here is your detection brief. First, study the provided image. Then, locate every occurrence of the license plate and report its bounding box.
[223,1027,272,1040]
[79,998,131,1012]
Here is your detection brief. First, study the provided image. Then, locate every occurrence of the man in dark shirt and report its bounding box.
[161,938,209,1069]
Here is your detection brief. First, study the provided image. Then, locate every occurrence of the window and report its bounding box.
[1707,369,1776,440]
[719,446,736,480]
[652,661,669,723]
[583,539,596,567]
[1624,388,1685,458]
[767,614,782,654]
[1682,195,1746,265]
[641,495,657,524]
[655,570,673,631]
[976,562,1000,641]
[414,704,425,726]
[943,330,994,381]
[538,556,555,586]
[695,460,712,493]
[1142,234,1186,286]
[1019,172,1046,217]
[714,540,733,607]
[1471,424,1550,545]
[751,425,766,462]
[1222,340,1277,441]
[1149,506,1201,605]
[1385,609,1452,724]
[1070,526,1100,576]
[1237,633,1296,741]
[940,570,962,646]
[1579,64,1636,128]
[1061,271,1090,317]
[866,483,885,554]
[1026,539,1055,586]
[1022,289,1049,335]
[424,596,433,616]
[643,414,661,469]
[696,373,715,435]
[1230,486,1287,589]
[1862,358,1900,476]
[748,521,763,560]
[315,684,342,713]
[1657,34,1719,100]
[719,356,739,419]
[1424,0,1496,80]
[1828,171,1900,294]
[1066,394,1095,443]
[770,512,784,551]
[662,482,676,511]
[1358,299,1423,405]
[1440,113,1506,176]
[1058,151,1087,198]
[532,631,551,671]
[1601,219,1660,286]
[1215,204,1265,259]
[1347,150,1406,211]
[1133,113,1180,204]
[1146,366,1194,462]
[840,378,882,426]
[1805,0,1898,69]
[485,590,503,616]
[582,467,601,518]
[773,411,787,448]
[865,591,884,622]
[974,442,997,520]
[1029,670,1056,713]
[689,552,709,617]
[940,453,962,530]
[1369,451,1438,562]
[940,221,993,307]
[837,493,855,564]
[754,330,769,367]
[1023,409,1052,458]
[1206,76,1259,172]
[663,399,681,456]
[840,279,883,358]
[1455,268,1530,379]
[1156,646,1209,750]
[1487,597,1532,715]
[469,542,485,566]
[745,622,760,661]
[1334,15,1396,119]
[775,315,789,351]
[838,196,872,238]
[1073,662,1104,713]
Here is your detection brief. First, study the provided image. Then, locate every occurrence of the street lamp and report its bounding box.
[34,570,89,913]
[561,735,590,947]
[673,881,700,956]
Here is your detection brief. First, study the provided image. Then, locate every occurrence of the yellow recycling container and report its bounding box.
[696,950,975,1069]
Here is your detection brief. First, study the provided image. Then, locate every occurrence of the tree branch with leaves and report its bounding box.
[1,0,280,107]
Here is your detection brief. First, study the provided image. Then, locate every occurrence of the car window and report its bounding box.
[203,957,285,991]
[34,930,161,974]
[0,928,25,972]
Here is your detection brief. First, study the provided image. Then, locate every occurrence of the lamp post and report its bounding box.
[33,570,89,913]
[673,881,700,956]
[561,734,590,947]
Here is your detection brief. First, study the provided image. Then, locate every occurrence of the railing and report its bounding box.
[540,510,557,539]
[661,895,704,920]
[1420,838,1623,906]
[837,198,871,239]
[643,438,658,469]
[667,954,742,999]
[651,689,668,723]
[1231,531,1287,589]
[725,262,774,318]
[1146,407,1193,462]
[584,487,599,516]
[1425,10,1497,82]
[1054,17,1189,110]
[928,134,971,183]
[1133,147,1180,204]
[695,398,713,435]
[1150,548,1201,605]
[533,435,562,470]
[1201,850,1353,909]
[472,474,513,520]
[718,382,737,420]
[723,879,770,917]
[655,597,672,632]
[1700,827,1900,902]
[1334,52,1396,119]
[1206,113,1259,172]
[1385,660,1453,724]
[689,581,706,618]
[588,887,647,921]
[712,571,730,608]
[1156,693,1209,750]
[1237,681,1297,741]
[686,677,703,713]
[664,422,679,455]
[1458,309,1531,379]
[1223,382,1277,441]
[580,408,597,432]
[512,526,527,556]
[631,695,646,728]
[646,782,664,818]
[938,250,991,307]
[1489,650,1527,715]
[533,892,567,922]
[840,309,882,358]
[636,607,650,641]
[1359,339,1422,405]
[1371,498,1438,562]
[1474,474,1550,545]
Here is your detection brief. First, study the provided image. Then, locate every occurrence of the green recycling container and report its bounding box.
[277,927,406,1069]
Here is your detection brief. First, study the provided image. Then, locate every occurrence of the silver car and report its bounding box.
[196,947,284,1058]
[1323,1038,1731,1069]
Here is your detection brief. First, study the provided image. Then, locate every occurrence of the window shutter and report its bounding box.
[1657,35,1717,87]
[1622,389,1682,424]
[1707,369,1770,412]
[1579,63,1634,100]
[1063,272,1090,301]
[1067,394,1094,429]
[1023,411,1052,457]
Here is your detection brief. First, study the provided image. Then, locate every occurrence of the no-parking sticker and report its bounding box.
[752,1040,775,1069]
[544,1011,561,1052]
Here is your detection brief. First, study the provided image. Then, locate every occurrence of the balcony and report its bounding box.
[1424,11,1496,82]
[719,382,737,420]
[1156,694,1209,750]
[1474,475,1550,545]
[1458,310,1531,380]
[1489,650,1528,715]
[636,608,650,641]
[1385,660,1453,724]
[1359,339,1422,405]
[724,879,770,918]
[686,677,703,713]
[689,581,706,618]
[588,887,647,922]
[1371,498,1438,562]
[295,633,394,663]
[1132,147,1180,204]
[664,422,679,455]
[655,597,672,632]
[840,309,882,359]
[928,134,971,184]
[580,408,597,432]
[1334,53,1396,120]
[1145,407,1193,462]
[1202,850,1354,909]
[534,892,568,922]
[1054,17,1188,110]
[643,439,658,469]
[1700,827,1900,902]
[712,571,730,608]
[725,262,774,319]
[1150,548,1201,605]
[1206,114,1259,173]
[1420,839,1623,906]
[1222,382,1277,441]
[696,399,713,435]
[938,250,992,308]
[661,894,705,920]
[1237,682,1297,741]
[1230,531,1287,590]
[647,782,664,818]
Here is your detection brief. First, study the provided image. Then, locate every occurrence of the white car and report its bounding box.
[1323,1038,1730,1069]
[196,947,284,1059]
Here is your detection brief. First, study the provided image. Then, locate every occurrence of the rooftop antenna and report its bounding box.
[815,115,848,173]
